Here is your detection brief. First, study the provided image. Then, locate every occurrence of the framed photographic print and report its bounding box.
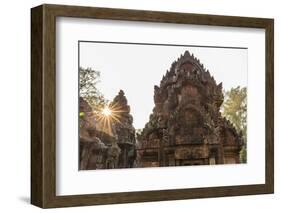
[31,4,274,208]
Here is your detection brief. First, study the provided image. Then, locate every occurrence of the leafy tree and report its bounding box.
[79,67,107,113]
[221,86,247,163]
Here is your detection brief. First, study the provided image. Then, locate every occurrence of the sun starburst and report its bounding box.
[101,106,112,116]
[96,103,127,136]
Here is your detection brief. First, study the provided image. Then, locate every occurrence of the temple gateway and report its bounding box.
[136,51,243,167]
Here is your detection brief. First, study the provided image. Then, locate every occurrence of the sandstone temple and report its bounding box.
[79,90,136,170]
[79,50,243,170]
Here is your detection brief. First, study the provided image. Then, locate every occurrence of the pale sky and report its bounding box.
[79,42,247,129]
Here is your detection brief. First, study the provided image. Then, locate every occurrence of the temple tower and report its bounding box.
[136,51,243,167]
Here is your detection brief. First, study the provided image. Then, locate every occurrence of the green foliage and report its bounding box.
[240,145,247,163]
[79,67,107,112]
[221,86,247,163]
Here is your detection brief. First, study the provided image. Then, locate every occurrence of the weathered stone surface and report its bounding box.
[136,51,243,167]
[79,98,108,170]
[110,90,136,168]
[79,90,136,170]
